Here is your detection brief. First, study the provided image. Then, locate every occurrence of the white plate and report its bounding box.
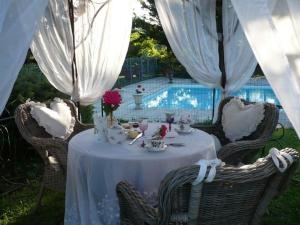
[175,127,194,134]
[145,144,168,152]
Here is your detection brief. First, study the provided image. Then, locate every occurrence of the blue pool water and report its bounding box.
[142,85,280,110]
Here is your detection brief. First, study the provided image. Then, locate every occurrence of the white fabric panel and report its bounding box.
[31,0,74,97]
[0,0,48,115]
[32,0,133,105]
[222,0,257,92]
[0,1,10,32]
[155,0,222,88]
[231,0,300,137]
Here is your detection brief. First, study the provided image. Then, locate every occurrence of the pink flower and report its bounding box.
[103,90,122,106]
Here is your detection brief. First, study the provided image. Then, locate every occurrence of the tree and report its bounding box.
[130,1,180,74]
[139,0,159,24]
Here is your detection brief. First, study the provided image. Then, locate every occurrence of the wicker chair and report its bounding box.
[191,97,279,165]
[14,99,93,206]
[116,148,299,225]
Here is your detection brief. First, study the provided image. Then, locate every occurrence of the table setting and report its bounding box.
[65,91,217,225]
[119,115,196,153]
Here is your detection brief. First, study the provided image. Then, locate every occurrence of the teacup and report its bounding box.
[149,139,165,150]
[179,123,191,131]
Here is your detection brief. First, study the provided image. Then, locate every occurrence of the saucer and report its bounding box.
[175,127,194,134]
[166,130,179,138]
[145,144,168,152]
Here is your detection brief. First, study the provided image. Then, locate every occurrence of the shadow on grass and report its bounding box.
[261,183,300,225]
[0,181,64,225]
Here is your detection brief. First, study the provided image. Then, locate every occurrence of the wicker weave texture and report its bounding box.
[192,97,279,165]
[15,99,93,192]
[117,148,299,225]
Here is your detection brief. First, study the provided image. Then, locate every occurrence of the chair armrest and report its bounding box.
[116,181,157,225]
[31,137,68,169]
[190,123,216,134]
[74,122,94,134]
[218,138,268,163]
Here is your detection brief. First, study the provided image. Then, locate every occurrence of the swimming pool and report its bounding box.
[141,85,280,110]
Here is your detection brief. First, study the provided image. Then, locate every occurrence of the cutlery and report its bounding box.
[168,143,185,147]
[129,133,143,145]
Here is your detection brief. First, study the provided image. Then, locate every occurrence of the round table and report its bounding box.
[64,123,216,225]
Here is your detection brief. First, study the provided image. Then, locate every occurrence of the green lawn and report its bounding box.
[1,129,299,225]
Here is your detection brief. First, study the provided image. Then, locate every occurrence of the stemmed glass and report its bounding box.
[139,119,148,136]
[165,112,175,131]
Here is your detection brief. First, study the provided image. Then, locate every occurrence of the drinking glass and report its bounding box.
[139,119,148,136]
[165,112,175,131]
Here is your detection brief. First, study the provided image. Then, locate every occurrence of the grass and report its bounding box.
[0,182,64,225]
[0,129,299,225]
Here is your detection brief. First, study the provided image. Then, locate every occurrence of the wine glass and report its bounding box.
[139,119,148,136]
[165,112,175,131]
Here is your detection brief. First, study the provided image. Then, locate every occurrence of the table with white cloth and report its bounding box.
[64,123,216,225]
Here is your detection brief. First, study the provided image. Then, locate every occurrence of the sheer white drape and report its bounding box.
[31,0,133,105]
[222,0,257,92]
[0,1,10,32]
[31,0,73,98]
[0,0,48,114]
[155,0,257,93]
[155,0,222,88]
[232,0,300,137]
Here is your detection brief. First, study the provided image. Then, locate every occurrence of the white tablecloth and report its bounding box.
[64,123,216,225]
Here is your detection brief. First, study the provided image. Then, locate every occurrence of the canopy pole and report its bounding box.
[68,0,81,120]
[217,0,227,98]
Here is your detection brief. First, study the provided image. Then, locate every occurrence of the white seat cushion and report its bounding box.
[30,98,75,139]
[222,98,265,142]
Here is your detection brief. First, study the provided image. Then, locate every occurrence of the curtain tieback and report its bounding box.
[192,159,222,185]
[269,148,293,173]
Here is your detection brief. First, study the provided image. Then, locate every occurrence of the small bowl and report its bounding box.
[121,123,131,129]
[127,129,141,139]
[129,122,139,128]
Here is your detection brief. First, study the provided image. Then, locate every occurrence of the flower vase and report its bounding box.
[93,112,107,142]
[106,113,117,128]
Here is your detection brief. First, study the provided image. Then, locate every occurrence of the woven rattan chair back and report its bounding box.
[15,102,51,142]
[15,99,92,209]
[15,100,79,142]
[157,148,299,225]
[14,100,80,191]
[214,97,279,145]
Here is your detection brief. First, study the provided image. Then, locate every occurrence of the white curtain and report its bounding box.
[222,0,257,92]
[155,0,222,88]
[232,0,300,137]
[0,0,49,115]
[155,0,257,93]
[31,0,133,105]
[0,1,10,32]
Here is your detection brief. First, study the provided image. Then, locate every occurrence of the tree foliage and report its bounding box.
[129,0,181,73]
[3,65,66,116]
